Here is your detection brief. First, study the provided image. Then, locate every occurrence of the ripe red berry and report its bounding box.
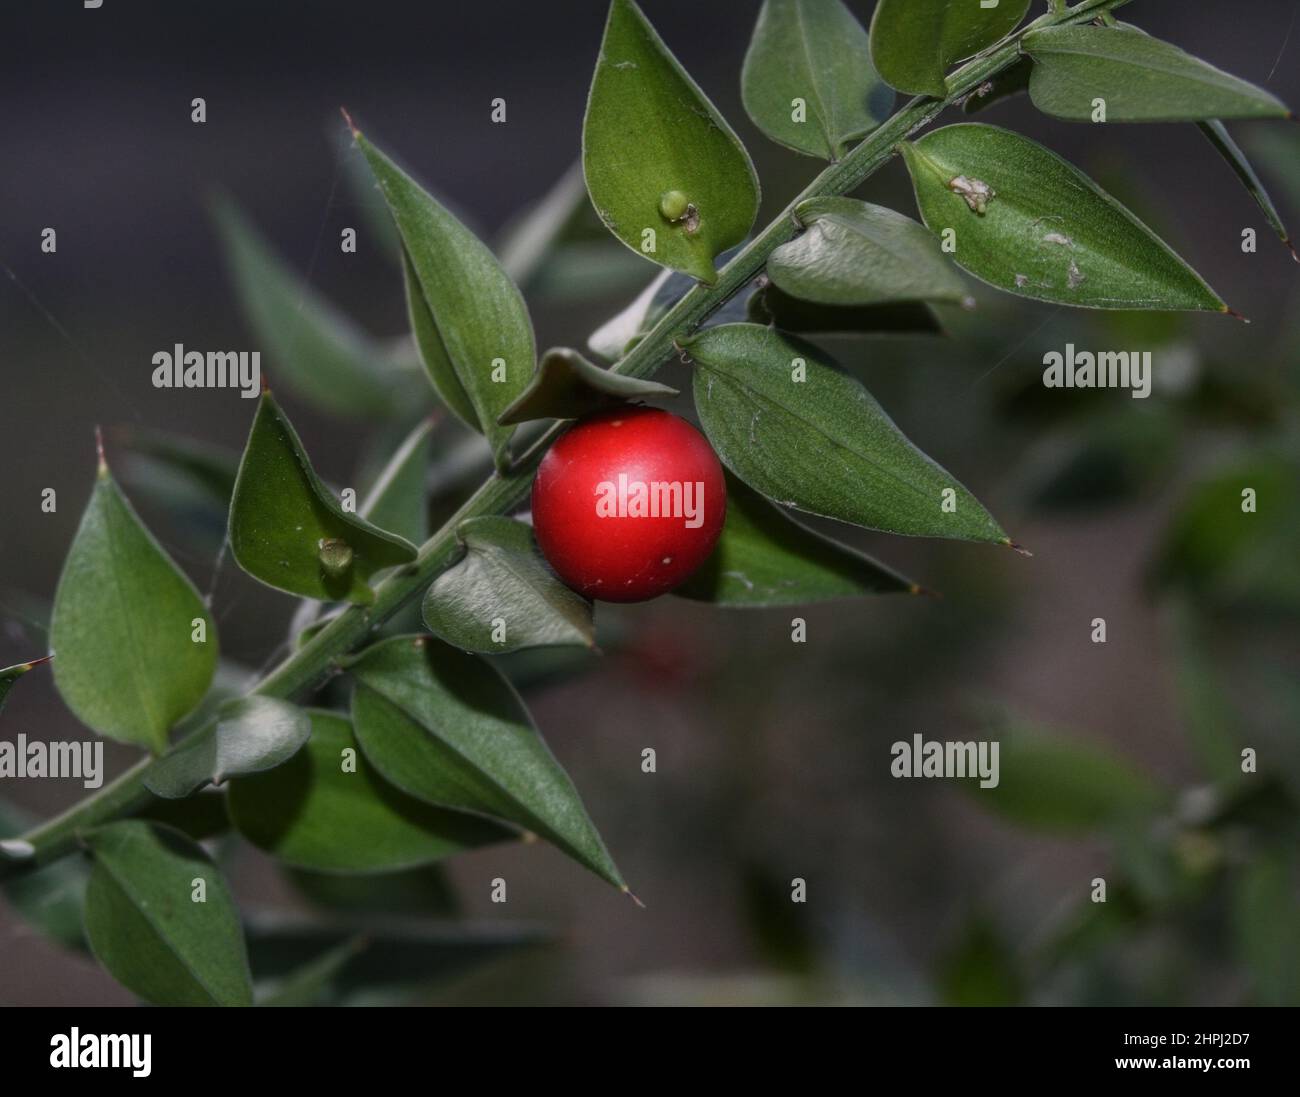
[532,406,727,603]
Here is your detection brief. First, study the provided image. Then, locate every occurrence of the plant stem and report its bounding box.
[0,0,1131,881]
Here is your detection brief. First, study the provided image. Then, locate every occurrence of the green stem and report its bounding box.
[0,0,1132,881]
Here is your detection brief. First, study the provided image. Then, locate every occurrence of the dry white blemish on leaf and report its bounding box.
[1014,273,1029,287]
[947,175,995,214]
[1041,232,1073,247]
[1067,260,1086,289]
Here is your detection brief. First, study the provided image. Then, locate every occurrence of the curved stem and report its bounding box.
[0,0,1131,881]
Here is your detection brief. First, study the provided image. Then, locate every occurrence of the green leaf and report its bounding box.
[211,195,422,420]
[965,719,1165,834]
[677,473,917,606]
[359,416,434,545]
[0,797,88,951]
[769,197,972,307]
[869,0,1030,98]
[1199,120,1295,261]
[83,820,252,1006]
[583,0,760,284]
[688,324,1008,543]
[284,863,459,918]
[257,934,367,1007]
[962,55,1033,114]
[347,636,625,889]
[228,393,418,604]
[1023,24,1290,123]
[423,517,595,653]
[498,347,677,426]
[355,128,535,471]
[900,123,1227,311]
[748,285,944,336]
[50,454,216,752]
[143,697,311,799]
[228,709,512,873]
[741,0,891,160]
[0,656,49,716]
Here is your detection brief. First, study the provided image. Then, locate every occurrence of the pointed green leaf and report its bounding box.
[688,324,1008,543]
[228,393,417,604]
[0,656,49,716]
[228,709,512,873]
[423,517,595,653]
[869,0,1031,98]
[359,416,434,545]
[50,456,216,753]
[498,347,677,426]
[741,0,891,160]
[347,636,625,889]
[677,474,917,606]
[1199,121,1295,260]
[211,195,422,420]
[1023,24,1290,122]
[583,0,760,284]
[769,197,972,307]
[83,820,252,1006]
[900,123,1227,311]
[356,130,535,470]
[144,697,311,799]
[748,285,944,336]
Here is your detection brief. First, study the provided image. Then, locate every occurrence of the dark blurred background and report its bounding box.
[2,0,1298,1005]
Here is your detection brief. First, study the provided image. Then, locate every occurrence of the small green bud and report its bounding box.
[318,537,354,579]
[658,190,691,222]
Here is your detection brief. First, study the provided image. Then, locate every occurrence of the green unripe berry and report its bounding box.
[659,189,691,221]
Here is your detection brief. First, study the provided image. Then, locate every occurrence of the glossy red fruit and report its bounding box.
[532,406,726,603]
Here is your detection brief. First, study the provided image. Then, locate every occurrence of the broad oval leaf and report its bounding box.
[900,123,1227,311]
[211,195,422,420]
[356,129,535,471]
[748,285,944,337]
[347,636,624,889]
[1023,24,1290,123]
[869,0,1031,98]
[83,820,252,1006]
[423,517,595,653]
[228,393,418,604]
[769,197,971,307]
[498,347,677,425]
[583,0,760,284]
[677,474,917,606]
[144,697,311,799]
[51,457,216,752]
[741,0,891,160]
[0,656,49,717]
[687,324,1008,543]
[228,709,512,873]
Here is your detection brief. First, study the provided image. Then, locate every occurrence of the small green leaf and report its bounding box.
[50,454,216,753]
[228,709,512,873]
[869,0,1030,98]
[83,820,252,1006]
[211,195,422,420]
[748,285,944,336]
[677,474,916,606]
[347,636,625,889]
[1199,121,1295,261]
[355,129,535,471]
[0,656,49,716]
[769,197,971,307]
[143,697,311,799]
[423,517,595,653]
[900,124,1227,311]
[359,416,434,545]
[688,324,1008,543]
[1023,24,1290,122]
[498,347,677,425]
[228,393,418,604]
[741,0,891,160]
[583,0,760,284]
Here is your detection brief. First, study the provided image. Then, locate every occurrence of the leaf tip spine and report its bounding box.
[1223,306,1251,324]
[622,885,646,909]
[93,425,108,477]
[1005,539,1033,558]
[339,106,360,139]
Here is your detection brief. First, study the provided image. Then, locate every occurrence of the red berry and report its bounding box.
[532,406,727,603]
